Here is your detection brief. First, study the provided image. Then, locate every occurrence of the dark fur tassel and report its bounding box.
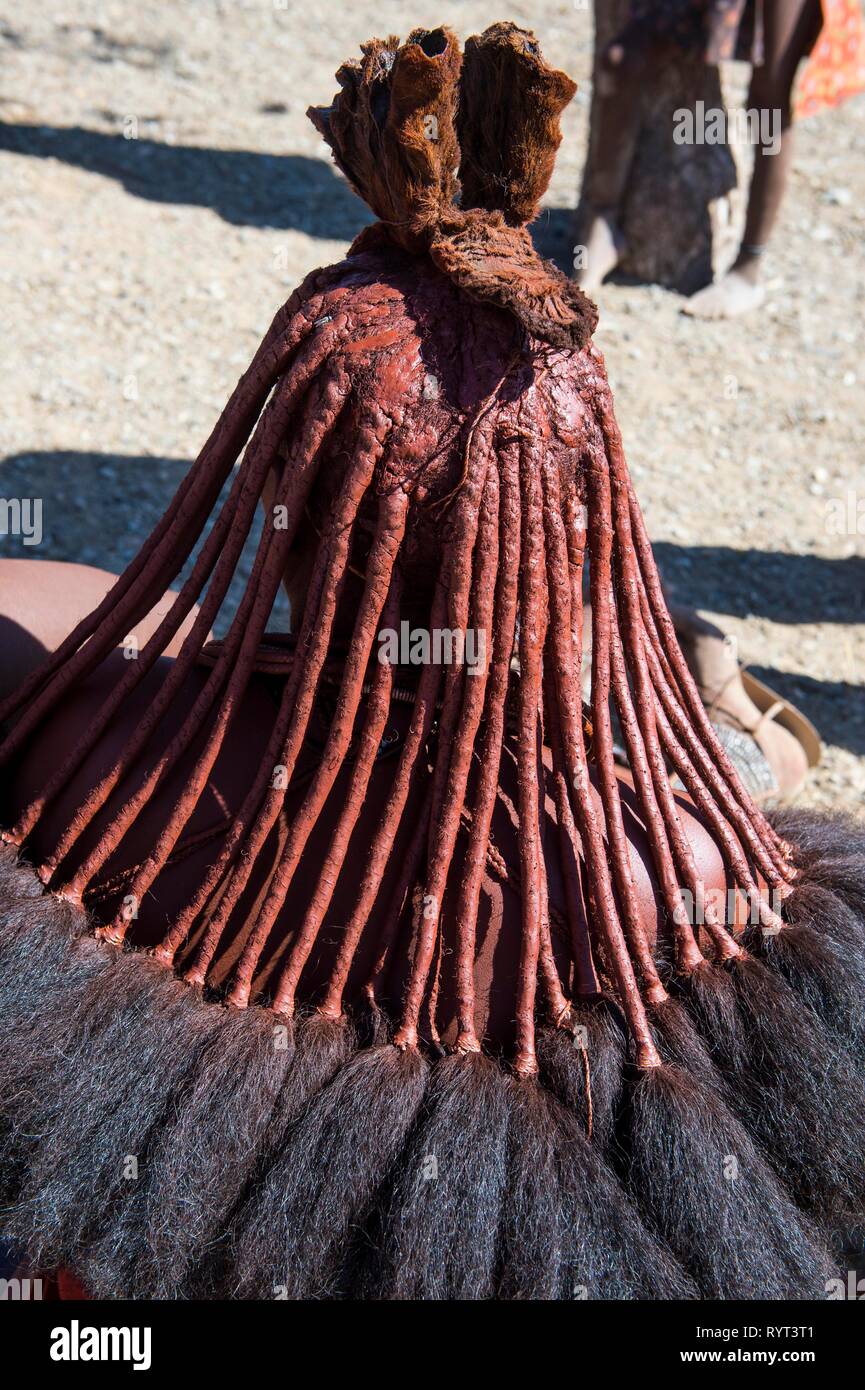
[536,1000,626,1150]
[80,1011,358,1298]
[0,847,105,1056]
[182,1011,359,1299]
[496,1078,563,1299]
[500,1079,698,1299]
[0,938,109,1211]
[773,808,865,923]
[647,996,721,1088]
[744,888,865,1058]
[135,1006,293,1296]
[741,809,865,1060]
[0,853,115,1205]
[358,1052,513,1300]
[230,1044,428,1299]
[4,953,223,1272]
[679,958,865,1221]
[622,1064,836,1298]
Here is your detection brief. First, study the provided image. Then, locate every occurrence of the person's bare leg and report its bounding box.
[0,559,203,703]
[576,42,648,292]
[684,0,823,319]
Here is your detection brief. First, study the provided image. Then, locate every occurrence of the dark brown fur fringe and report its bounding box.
[0,825,863,1299]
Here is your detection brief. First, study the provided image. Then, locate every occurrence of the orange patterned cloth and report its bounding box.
[624,1,865,117]
[796,0,865,116]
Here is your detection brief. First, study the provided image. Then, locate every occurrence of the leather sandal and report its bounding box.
[669,605,821,803]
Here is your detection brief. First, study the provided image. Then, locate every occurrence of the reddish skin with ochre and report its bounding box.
[72,366,354,921]
[261,477,409,1015]
[16,327,351,869]
[0,271,341,764]
[626,474,794,876]
[586,412,736,970]
[589,366,793,902]
[211,409,392,1002]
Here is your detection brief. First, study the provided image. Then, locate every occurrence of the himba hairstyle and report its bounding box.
[0,23,864,1301]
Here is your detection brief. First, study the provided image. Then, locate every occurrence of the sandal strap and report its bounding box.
[751,699,787,739]
[701,668,786,741]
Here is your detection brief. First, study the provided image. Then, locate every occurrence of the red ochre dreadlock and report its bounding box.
[0,23,796,1080]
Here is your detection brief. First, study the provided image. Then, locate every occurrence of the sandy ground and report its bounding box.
[0,2,862,811]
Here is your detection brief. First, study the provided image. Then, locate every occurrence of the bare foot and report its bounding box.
[682,270,765,319]
[575,211,624,293]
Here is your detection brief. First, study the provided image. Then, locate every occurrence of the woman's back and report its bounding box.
[4,636,731,1046]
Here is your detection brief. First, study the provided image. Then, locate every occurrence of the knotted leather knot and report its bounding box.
[308,21,598,350]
